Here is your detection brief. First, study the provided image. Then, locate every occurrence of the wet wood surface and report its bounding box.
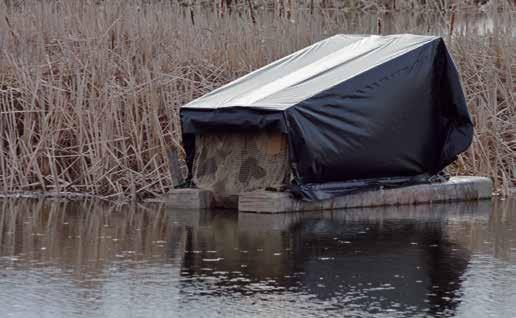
[238,176,493,213]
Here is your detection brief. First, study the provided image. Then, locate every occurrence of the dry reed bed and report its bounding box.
[0,0,514,199]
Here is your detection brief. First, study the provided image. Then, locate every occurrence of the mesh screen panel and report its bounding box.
[192,132,289,202]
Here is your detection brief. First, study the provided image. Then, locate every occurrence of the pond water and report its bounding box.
[0,198,515,317]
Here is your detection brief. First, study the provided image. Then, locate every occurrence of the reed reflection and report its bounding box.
[1,198,515,317]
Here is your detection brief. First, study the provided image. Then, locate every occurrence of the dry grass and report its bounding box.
[0,0,514,199]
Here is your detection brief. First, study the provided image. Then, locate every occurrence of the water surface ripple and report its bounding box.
[0,199,515,317]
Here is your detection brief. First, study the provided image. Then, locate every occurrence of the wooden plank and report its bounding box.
[146,188,214,209]
[238,176,493,213]
[146,189,238,209]
[167,150,185,187]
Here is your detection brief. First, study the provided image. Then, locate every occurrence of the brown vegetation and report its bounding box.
[0,0,514,199]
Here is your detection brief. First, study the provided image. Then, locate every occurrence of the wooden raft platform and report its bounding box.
[238,176,492,213]
[148,176,492,212]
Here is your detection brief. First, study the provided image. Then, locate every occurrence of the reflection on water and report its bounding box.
[0,199,515,317]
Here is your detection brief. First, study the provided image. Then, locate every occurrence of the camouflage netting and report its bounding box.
[192,132,290,203]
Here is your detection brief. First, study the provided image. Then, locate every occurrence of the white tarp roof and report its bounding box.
[182,34,438,111]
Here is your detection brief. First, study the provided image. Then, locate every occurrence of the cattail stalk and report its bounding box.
[220,0,225,17]
[449,4,456,38]
[247,0,256,24]
[190,0,195,25]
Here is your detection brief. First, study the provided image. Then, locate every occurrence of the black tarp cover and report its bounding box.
[180,34,473,201]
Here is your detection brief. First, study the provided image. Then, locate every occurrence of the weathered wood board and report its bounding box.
[167,150,185,188]
[238,176,492,214]
[146,188,213,209]
[147,176,492,212]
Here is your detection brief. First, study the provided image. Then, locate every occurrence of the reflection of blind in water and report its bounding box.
[192,132,289,203]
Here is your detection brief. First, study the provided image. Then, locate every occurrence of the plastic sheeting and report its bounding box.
[181,34,473,201]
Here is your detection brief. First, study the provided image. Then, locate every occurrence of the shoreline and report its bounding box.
[0,191,103,201]
[0,185,512,204]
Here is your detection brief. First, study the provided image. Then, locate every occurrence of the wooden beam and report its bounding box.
[146,188,214,209]
[167,150,184,188]
[238,176,493,213]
